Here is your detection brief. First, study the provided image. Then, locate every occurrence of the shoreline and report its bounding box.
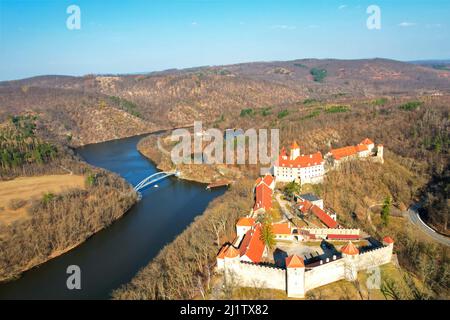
[0,193,137,284]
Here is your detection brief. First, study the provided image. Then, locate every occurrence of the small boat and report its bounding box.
[154,184,159,188]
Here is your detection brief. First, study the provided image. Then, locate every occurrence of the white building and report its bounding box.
[273,142,325,185]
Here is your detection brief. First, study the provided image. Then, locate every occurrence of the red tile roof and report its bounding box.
[383,236,394,244]
[361,138,374,145]
[262,175,274,186]
[327,234,360,240]
[224,246,240,258]
[341,241,359,255]
[272,223,291,235]
[311,205,338,228]
[297,200,313,213]
[237,217,256,227]
[291,141,300,149]
[217,245,240,259]
[254,183,273,212]
[355,144,369,152]
[276,152,324,168]
[330,146,358,160]
[239,224,265,263]
[217,245,229,259]
[286,255,305,268]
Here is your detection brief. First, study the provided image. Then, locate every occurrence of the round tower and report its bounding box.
[285,255,305,298]
[341,241,359,281]
[377,144,384,164]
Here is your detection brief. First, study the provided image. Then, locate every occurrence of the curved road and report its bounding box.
[406,204,450,247]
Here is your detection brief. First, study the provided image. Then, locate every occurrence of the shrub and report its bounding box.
[325,105,349,113]
[310,68,327,82]
[399,101,423,111]
[240,108,254,117]
[277,109,289,119]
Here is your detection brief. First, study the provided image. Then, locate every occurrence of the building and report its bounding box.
[326,138,384,168]
[217,238,395,298]
[273,142,325,185]
[297,198,338,228]
[253,182,273,214]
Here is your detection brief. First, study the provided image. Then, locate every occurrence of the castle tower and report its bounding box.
[382,236,394,261]
[377,144,384,164]
[290,141,301,160]
[223,245,241,283]
[341,241,359,282]
[285,255,305,298]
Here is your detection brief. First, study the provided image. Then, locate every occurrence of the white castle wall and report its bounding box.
[218,244,393,297]
[303,228,360,236]
[304,259,346,291]
[357,245,393,270]
[225,261,286,291]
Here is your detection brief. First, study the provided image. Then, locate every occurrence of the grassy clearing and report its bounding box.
[0,174,85,225]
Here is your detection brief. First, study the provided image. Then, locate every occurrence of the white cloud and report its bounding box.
[398,22,416,27]
[191,21,198,26]
[305,24,320,29]
[270,25,297,30]
[338,4,348,10]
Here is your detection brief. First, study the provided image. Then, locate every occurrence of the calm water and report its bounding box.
[0,134,225,299]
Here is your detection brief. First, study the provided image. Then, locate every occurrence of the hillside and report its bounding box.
[1,59,449,142]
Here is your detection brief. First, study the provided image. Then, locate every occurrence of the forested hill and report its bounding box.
[0,58,449,146]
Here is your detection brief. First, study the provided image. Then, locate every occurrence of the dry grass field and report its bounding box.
[0,174,85,225]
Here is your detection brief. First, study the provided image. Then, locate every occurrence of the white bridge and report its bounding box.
[134,170,180,192]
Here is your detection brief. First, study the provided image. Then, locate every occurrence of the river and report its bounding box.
[0,134,225,299]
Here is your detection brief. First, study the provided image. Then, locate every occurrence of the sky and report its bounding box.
[0,0,449,81]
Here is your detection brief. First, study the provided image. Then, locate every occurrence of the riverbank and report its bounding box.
[112,177,254,299]
[0,169,138,283]
[136,134,243,184]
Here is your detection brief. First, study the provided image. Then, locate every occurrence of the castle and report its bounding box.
[216,171,394,298]
[273,138,384,185]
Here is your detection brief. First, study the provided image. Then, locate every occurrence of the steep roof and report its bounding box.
[239,224,265,263]
[297,199,314,213]
[237,217,256,227]
[254,183,273,212]
[361,138,374,145]
[262,174,274,186]
[276,151,324,168]
[330,146,358,160]
[311,205,338,228]
[341,241,359,255]
[217,245,240,259]
[285,255,305,268]
[272,223,291,235]
[383,236,395,244]
[355,144,369,152]
[224,245,240,258]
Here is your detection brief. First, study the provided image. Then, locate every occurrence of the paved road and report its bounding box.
[406,204,450,247]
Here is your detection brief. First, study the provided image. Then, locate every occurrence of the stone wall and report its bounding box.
[225,261,286,291]
[304,259,346,291]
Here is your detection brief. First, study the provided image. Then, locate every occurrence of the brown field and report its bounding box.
[0,174,85,225]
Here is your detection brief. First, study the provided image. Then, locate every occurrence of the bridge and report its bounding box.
[134,170,180,192]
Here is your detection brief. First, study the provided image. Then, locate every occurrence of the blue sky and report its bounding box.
[0,0,449,80]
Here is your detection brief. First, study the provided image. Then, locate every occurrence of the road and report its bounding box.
[406,204,450,247]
